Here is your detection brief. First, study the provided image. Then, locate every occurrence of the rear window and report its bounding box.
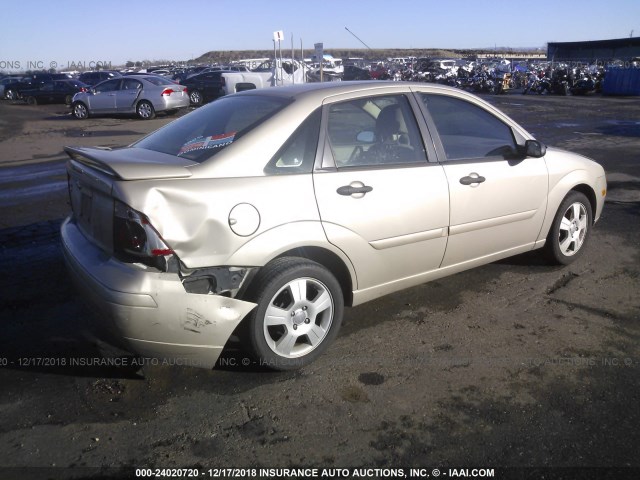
[143,76,174,86]
[133,95,289,163]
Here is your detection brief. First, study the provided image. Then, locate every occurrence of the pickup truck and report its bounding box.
[181,59,306,106]
[224,58,306,90]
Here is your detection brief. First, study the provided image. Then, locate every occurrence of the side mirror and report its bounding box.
[356,131,375,143]
[524,139,546,158]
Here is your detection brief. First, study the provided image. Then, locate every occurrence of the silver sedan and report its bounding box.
[70,75,189,120]
[61,81,606,370]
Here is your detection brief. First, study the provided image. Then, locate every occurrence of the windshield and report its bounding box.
[133,95,290,163]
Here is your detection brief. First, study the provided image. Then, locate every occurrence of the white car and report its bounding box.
[61,82,606,370]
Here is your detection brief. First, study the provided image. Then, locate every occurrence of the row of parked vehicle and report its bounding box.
[1,70,191,120]
[1,57,616,124]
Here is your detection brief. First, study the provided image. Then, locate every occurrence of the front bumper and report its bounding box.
[61,218,256,368]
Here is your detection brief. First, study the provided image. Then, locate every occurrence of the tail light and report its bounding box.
[113,201,174,270]
[79,87,88,92]
[220,77,226,87]
[161,88,174,96]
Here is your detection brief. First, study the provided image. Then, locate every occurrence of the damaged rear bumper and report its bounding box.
[60,218,257,368]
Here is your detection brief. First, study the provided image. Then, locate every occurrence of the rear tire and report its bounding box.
[243,257,344,370]
[189,90,203,105]
[26,96,37,105]
[544,191,593,265]
[136,100,155,120]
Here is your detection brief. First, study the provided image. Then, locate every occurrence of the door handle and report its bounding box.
[459,174,486,185]
[337,185,373,196]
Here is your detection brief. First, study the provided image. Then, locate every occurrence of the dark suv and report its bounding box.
[3,73,72,100]
[179,71,232,105]
[78,71,122,86]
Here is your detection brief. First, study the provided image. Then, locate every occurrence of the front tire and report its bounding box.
[136,100,155,120]
[545,191,592,265]
[244,257,344,370]
[71,102,89,119]
[26,96,37,105]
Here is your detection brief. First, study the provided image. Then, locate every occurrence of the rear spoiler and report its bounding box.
[64,146,194,180]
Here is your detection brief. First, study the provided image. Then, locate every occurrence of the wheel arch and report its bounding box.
[238,246,354,307]
[537,165,602,245]
[539,182,597,243]
[136,98,154,109]
[273,246,354,307]
[570,183,597,224]
[235,82,257,93]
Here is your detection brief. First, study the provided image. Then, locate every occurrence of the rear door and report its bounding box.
[201,73,223,101]
[52,81,69,103]
[114,78,142,112]
[416,92,548,267]
[38,82,56,103]
[313,92,449,297]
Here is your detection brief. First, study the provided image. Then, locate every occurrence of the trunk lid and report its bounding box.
[64,146,195,180]
[65,146,195,254]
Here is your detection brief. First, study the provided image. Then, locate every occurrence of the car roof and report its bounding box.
[120,74,174,81]
[232,80,461,102]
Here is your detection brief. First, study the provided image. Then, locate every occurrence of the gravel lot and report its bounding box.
[0,93,638,480]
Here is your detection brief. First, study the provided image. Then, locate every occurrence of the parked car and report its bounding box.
[21,79,90,105]
[61,82,606,371]
[172,66,209,83]
[342,65,372,81]
[3,73,72,100]
[0,76,23,97]
[179,70,233,105]
[70,75,189,120]
[78,70,122,86]
[146,69,172,76]
[369,64,390,80]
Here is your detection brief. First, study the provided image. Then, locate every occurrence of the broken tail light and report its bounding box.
[113,200,174,270]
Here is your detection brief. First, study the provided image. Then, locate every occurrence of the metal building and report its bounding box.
[547,37,640,62]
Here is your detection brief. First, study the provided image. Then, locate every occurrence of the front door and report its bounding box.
[417,92,548,267]
[88,79,119,112]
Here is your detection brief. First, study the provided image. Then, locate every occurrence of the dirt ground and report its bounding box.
[0,93,638,480]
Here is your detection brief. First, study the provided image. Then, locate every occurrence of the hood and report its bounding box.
[64,146,195,180]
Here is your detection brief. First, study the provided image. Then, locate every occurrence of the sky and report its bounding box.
[1,0,639,70]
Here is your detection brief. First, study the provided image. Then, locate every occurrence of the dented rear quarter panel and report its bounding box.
[114,173,328,269]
